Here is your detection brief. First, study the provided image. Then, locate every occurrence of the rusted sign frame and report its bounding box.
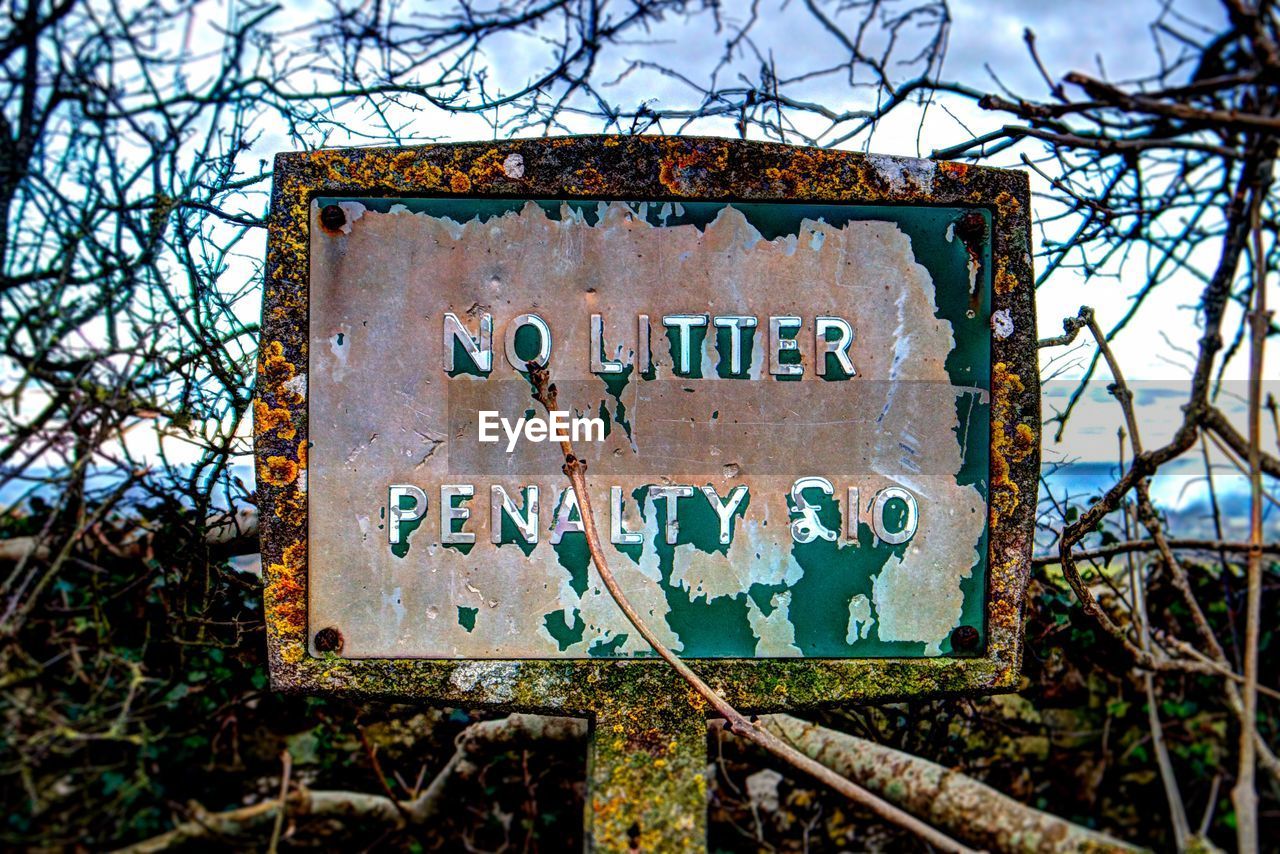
[257,136,1037,849]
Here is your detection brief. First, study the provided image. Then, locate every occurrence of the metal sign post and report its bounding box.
[255,136,1037,850]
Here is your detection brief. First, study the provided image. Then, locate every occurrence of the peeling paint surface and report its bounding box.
[308,198,990,659]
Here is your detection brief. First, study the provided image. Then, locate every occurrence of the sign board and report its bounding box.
[311,197,992,661]
[258,137,1037,849]
[258,136,1037,701]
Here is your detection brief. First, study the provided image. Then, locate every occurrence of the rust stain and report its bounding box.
[954,210,988,315]
[318,204,346,235]
[314,626,344,653]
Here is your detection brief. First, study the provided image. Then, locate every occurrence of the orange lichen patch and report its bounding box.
[262,455,299,487]
[1014,422,1034,453]
[994,258,1018,295]
[409,161,445,187]
[265,550,307,663]
[254,400,295,440]
[759,147,886,201]
[391,151,444,188]
[260,340,296,386]
[986,558,1023,624]
[266,574,306,631]
[939,161,970,179]
[282,540,305,567]
[568,166,607,194]
[449,171,472,193]
[265,539,307,639]
[994,190,1021,218]
[277,383,303,407]
[296,438,308,469]
[276,492,306,527]
[990,362,1032,527]
[657,145,729,195]
[991,454,1015,523]
[301,147,450,194]
[683,689,709,712]
[468,148,509,183]
[658,159,681,194]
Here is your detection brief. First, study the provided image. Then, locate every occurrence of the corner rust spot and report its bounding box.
[951,624,980,651]
[954,210,987,315]
[319,204,346,234]
[314,626,344,653]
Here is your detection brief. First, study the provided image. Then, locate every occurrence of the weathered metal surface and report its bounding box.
[257,135,1037,710]
[308,197,990,660]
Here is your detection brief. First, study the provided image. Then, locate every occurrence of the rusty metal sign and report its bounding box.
[257,138,1037,851]
[257,136,1037,703]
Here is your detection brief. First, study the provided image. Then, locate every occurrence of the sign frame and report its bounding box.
[256,136,1038,711]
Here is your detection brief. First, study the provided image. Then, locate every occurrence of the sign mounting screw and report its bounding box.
[951,625,979,652]
[319,204,346,232]
[314,626,344,653]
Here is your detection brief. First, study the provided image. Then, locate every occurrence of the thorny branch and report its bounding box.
[1042,300,1279,845]
[111,713,589,853]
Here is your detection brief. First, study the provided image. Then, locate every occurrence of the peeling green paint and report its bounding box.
[544,608,586,650]
[493,486,538,557]
[588,633,629,656]
[389,497,424,559]
[457,606,478,632]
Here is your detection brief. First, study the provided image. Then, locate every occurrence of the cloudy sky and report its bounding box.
[195,0,1276,519]
[248,0,1255,385]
